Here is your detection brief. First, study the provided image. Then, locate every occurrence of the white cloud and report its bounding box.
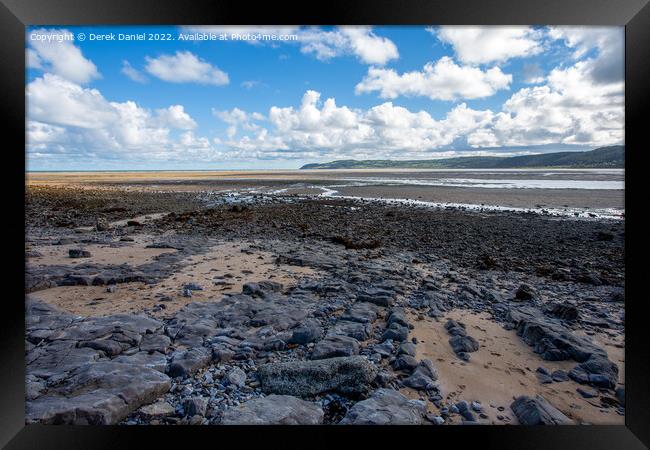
[217,90,495,159]
[299,26,399,65]
[144,51,229,85]
[548,26,623,84]
[27,74,207,160]
[184,25,398,65]
[467,60,624,147]
[156,105,197,130]
[27,28,100,84]
[121,60,147,83]
[434,26,543,65]
[355,56,512,100]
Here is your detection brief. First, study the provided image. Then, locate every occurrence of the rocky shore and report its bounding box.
[24,186,625,425]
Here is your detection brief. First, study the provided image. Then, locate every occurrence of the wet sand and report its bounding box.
[401,310,624,425]
[28,239,319,318]
[335,185,624,210]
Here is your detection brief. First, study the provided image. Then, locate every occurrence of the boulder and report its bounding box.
[221,395,324,425]
[402,359,438,391]
[339,389,427,425]
[258,356,377,397]
[510,395,572,425]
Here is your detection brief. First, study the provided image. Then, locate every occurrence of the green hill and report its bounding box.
[300,146,624,170]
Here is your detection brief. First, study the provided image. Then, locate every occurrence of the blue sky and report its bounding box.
[26,26,624,170]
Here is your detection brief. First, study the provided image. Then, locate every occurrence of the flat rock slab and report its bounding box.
[510,395,573,425]
[310,335,360,360]
[339,389,427,425]
[258,356,377,397]
[221,395,324,425]
[26,361,171,425]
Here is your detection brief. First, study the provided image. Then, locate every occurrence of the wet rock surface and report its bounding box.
[24,187,625,425]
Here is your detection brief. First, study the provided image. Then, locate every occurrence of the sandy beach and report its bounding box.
[24,172,625,425]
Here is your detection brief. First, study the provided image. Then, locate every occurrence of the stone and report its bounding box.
[311,335,360,360]
[242,281,283,297]
[183,282,203,291]
[392,355,419,372]
[339,389,427,425]
[444,319,467,337]
[221,395,324,425]
[508,307,610,363]
[568,355,619,389]
[356,288,394,307]
[510,395,572,425]
[576,387,599,399]
[615,387,625,407]
[397,342,417,357]
[547,302,579,322]
[258,356,377,397]
[289,319,323,345]
[183,397,208,417]
[514,284,536,301]
[382,323,408,342]
[551,370,569,382]
[69,249,91,258]
[168,348,211,378]
[328,321,372,341]
[226,367,247,388]
[340,302,380,324]
[449,335,479,355]
[403,359,438,391]
[139,401,175,418]
[95,217,110,231]
[26,361,171,425]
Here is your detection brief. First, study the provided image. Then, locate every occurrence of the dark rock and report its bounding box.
[382,323,409,342]
[258,356,377,397]
[221,395,324,425]
[403,359,438,391]
[510,395,572,425]
[547,303,579,322]
[183,282,203,291]
[225,367,247,387]
[397,342,417,357]
[576,387,599,398]
[183,397,208,417]
[311,335,360,360]
[508,307,610,363]
[449,335,479,355]
[514,284,536,301]
[356,289,394,307]
[340,302,380,324]
[289,319,323,345]
[339,389,426,425]
[168,348,211,378]
[69,249,91,258]
[615,387,625,407]
[391,355,419,372]
[568,355,619,389]
[26,361,170,425]
[328,321,372,342]
[551,370,569,382]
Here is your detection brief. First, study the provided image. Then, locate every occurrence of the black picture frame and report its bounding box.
[2,0,648,448]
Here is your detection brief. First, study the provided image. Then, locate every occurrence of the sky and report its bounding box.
[25,25,624,170]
